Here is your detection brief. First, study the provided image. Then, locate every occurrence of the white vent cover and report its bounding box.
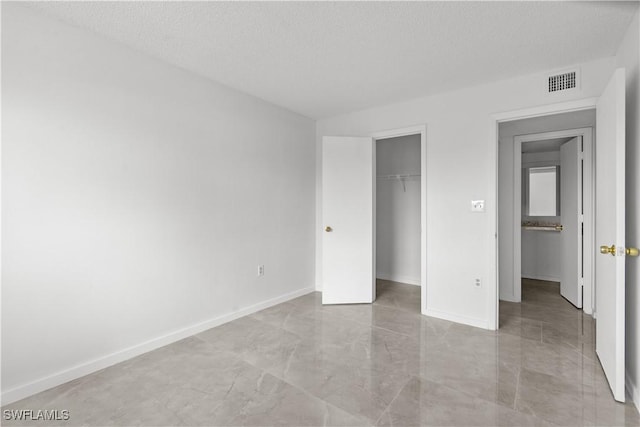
[548,70,578,93]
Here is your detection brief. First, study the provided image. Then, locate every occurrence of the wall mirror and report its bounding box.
[524,166,560,216]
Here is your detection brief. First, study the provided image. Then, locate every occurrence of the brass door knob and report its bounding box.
[600,245,616,256]
[627,247,639,257]
[325,226,333,232]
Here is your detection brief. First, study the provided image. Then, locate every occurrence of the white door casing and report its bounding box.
[595,68,626,402]
[372,125,427,315]
[511,127,594,308]
[560,137,582,308]
[492,98,598,331]
[322,136,375,304]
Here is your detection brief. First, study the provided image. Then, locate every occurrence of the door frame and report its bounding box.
[490,98,598,330]
[372,125,427,315]
[512,128,594,314]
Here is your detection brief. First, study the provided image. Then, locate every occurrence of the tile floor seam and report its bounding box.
[257,300,426,344]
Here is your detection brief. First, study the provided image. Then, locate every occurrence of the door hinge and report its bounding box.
[579,278,584,287]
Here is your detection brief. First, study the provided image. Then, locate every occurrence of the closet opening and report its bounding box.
[375,134,422,313]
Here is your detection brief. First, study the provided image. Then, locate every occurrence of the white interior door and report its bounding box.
[595,68,626,402]
[322,136,374,304]
[560,137,582,308]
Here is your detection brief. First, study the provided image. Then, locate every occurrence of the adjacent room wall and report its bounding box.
[498,110,596,302]
[616,8,640,412]
[316,57,616,329]
[376,135,421,285]
[2,5,316,403]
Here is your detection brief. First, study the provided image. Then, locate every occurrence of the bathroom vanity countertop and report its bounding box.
[521,223,562,232]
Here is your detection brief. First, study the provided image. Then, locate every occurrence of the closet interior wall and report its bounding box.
[376,134,421,286]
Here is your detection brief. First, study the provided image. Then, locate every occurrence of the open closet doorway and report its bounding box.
[321,124,426,315]
[375,134,422,313]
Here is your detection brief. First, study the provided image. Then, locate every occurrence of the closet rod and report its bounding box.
[376,174,420,192]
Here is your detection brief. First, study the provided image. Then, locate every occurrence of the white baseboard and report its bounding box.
[1,286,315,405]
[376,273,420,286]
[424,307,491,330]
[626,371,640,414]
[583,304,594,316]
[499,294,520,303]
[522,274,560,282]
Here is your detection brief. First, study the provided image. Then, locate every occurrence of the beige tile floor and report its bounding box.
[4,279,640,426]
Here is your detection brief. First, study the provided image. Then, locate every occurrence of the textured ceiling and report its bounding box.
[22,1,639,119]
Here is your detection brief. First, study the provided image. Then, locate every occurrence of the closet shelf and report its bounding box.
[376,174,420,192]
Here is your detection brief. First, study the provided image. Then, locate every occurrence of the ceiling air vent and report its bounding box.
[548,70,577,93]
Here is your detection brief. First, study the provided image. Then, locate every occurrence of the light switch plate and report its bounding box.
[471,200,485,212]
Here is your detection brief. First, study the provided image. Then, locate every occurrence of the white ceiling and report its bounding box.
[24,1,639,119]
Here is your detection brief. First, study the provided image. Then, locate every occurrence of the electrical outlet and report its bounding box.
[474,278,481,287]
[258,265,265,277]
[471,200,485,212]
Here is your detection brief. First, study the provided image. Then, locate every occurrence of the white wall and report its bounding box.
[316,57,616,329]
[376,135,421,285]
[616,9,640,412]
[498,110,596,301]
[1,5,316,403]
